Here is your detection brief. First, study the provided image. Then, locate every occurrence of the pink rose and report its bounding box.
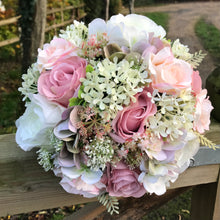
[38,57,87,107]
[111,87,157,142]
[191,71,202,95]
[59,176,105,198]
[193,89,213,134]
[147,47,193,94]
[37,37,78,71]
[105,161,146,198]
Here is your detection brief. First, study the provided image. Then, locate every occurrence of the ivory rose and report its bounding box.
[105,162,146,198]
[88,14,166,49]
[147,47,193,94]
[111,87,157,142]
[37,37,78,71]
[193,89,213,134]
[15,94,65,151]
[38,57,87,107]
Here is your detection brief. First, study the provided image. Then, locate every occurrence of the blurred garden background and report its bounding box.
[0,0,220,219]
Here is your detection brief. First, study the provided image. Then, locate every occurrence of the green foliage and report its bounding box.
[0,66,23,134]
[142,190,192,220]
[45,0,85,42]
[109,0,122,17]
[186,50,206,69]
[195,18,220,62]
[49,214,64,220]
[98,193,119,215]
[0,0,20,59]
[143,12,169,32]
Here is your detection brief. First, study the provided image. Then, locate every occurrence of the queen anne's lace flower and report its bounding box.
[85,137,115,171]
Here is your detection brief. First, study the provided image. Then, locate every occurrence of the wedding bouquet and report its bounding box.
[16,14,215,214]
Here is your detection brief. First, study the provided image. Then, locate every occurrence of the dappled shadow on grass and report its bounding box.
[142,190,192,220]
[0,204,84,220]
[0,63,24,134]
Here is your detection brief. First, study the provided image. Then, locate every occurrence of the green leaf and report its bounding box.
[86,64,94,73]
[78,85,84,98]
[69,97,82,107]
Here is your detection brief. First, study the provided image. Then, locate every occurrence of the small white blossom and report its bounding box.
[85,137,115,171]
[146,90,195,140]
[59,21,88,48]
[18,63,40,101]
[172,39,192,61]
[37,148,54,171]
[81,58,151,120]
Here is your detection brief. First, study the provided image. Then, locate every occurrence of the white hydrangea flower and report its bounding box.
[172,39,192,61]
[81,58,151,120]
[146,90,195,140]
[59,20,88,48]
[138,160,179,195]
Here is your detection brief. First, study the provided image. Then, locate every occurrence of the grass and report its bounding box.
[195,18,220,62]
[143,12,169,32]
[142,190,192,220]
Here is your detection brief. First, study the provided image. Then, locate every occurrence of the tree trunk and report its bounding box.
[106,0,110,21]
[31,0,47,61]
[19,0,47,74]
[129,0,135,14]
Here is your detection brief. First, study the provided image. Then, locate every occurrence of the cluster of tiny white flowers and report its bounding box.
[81,58,151,120]
[59,20,88,48]
[37,148,53,172]
[172,39,192,61]
[146,90,195,140]
[85,137,114,171]
[18,63,40,101]
[49,131,63,152]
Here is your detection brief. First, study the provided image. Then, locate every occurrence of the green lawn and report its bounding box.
[195,18,220,63]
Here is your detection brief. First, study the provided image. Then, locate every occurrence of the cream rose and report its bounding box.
[16,94,66,151]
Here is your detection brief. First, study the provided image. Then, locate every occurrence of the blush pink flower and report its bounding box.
[105,161,146,198]
[147,47,193,94]
[38,57,87,107]
[191,71,202,95]
[193,89,213,134]
[37,37,78,71]
[111,87,157,142]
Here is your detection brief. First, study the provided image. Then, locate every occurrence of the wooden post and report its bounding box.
[191,165,220,220]
[31,0,47,60]
[128,0,135,14]
[19,0,47,74]
[105,0,110,21]
[213,172,220,220]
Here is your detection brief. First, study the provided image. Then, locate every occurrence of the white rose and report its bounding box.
[16,94,66,151]
[88,14,166,49]
[107,14,166,48]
